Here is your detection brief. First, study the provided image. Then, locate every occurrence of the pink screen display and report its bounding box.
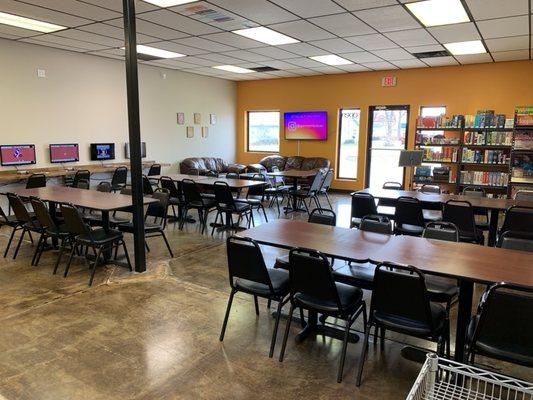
[284,111,328,140]
[0,145,36,166]
[50,144,79,163]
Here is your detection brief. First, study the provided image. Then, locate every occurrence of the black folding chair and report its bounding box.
[26,173,46,189]
[211,181,253,235]
[6,193,39,260]
[180,179,217,234]
[109,167,128,192]
[350,192,378,228]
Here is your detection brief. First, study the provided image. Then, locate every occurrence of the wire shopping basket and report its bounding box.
[406,354,533,400]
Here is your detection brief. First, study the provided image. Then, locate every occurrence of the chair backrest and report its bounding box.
[147,164,161,176]
[470,283,533,366]
[146,189,169,227]
[308,170,326,194]
[181,179,203,204]
[7,193,33,224]
[73,170,90,187]
[514,190,533,202]
[394,196,425,227]
[159,176,181,199]
[308,208,336,226]
[247,174,266,197]
[501,206,533,235]
[226,236,273,292]
[26,173,46,189]
[289,248,343,311]
[351,192,378,219]
[142,175,154,195]
[76,179,90,190]
[442,200,477,235]
[214,181,236,208]
[60,203,90,235]
[97,181,112,193]
[360,215,392,235]
[319,169,334,192]
[226,172,239,179]
[383,181,403,190]
[423,221,459,242]
[30,197,57,230]
[462,186,486,198]
[111,167,128,186]
[497,231,533,252]
[270,166,284,186]
[371,262,435,332]
[420,184,441,194]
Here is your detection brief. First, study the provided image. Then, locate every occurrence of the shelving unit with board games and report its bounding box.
[509,106,533,198]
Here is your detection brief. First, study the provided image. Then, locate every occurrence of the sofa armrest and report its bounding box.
[246,163,267,173]
[226,163,247,174]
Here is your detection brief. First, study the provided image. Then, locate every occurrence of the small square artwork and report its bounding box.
[186,126,194,138]
[194,113,201,124]
[210,114,217,125]
[177,112,185,125]
[201,126,209,138]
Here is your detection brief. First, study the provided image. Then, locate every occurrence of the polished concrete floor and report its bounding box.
[0,193,530,399]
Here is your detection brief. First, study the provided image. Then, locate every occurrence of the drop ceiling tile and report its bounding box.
[218,50,270,62]
[173,37,235,52]
[428,22,480,43]
[90,51,124,61]
[0,32,18,39]
[199,32,264,49]
[0,24,40,38]
[178,56,219,66]
[268,20,335,41]
[455,53,493,64]
[171,1,258,31]
[336,64,371,72]
[485,35,530,52]
[80,23,158,44]
[491,49,530,61]
[151,41,207,56]
[147,58,198,69]
[391,59,428,68]
[373,48,415,60]
[195,53,245,64]
[340,51,383,63]
[0,0,90,27]
[465,0,529,20]
[477,16,529,39]
[360,61,398,70]
[266,70,302,77]
[422,56,459,67]
[345,33,398,50]
[384,29,438,47]
[54,29,123,47]
[308,38,362,53]
[310,66,346,74]
[208,0,296,24]
[404,44,445,53]
[21,0,120,21]
[107,18,190,40]
[27,34,110,50]
[355,5,420,33]
[82,0,157,13]
[139,10,222,36]
[269,0,344,18]
[286,57,326,68]
[20,37,87,52]
[334,0,398,11]
[259,60,301,69]
[289,68,322,76]
[278,42,328,57]
[249,46,299,59]
[309,13,376,37]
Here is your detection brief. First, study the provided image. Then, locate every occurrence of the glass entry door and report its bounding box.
[365,105,409,189]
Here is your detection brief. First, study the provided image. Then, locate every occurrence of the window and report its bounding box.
[247,111,280,152]
[420,106,446,118]
[337,108,360,180]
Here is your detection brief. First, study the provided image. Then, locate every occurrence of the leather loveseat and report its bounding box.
[179,157,246,175]
[248,155,330,173]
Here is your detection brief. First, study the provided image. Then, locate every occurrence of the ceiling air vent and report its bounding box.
[250,66,280,72]
[412,50,450,59]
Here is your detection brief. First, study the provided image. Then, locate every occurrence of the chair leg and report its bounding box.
[250,210,255,228]
[121,241,133,271]
[261,204,268,222]
[279,303,295,362]
[161,231,174,257]
[53,238,66,275]
[31,234,44,266]
[253,295,259,315]
[356,324,373,387]
[219,289,236,341]
[325,192,333,209]
[211,211,220,236]
[12,228,27,260]
[269,298,285,358]
[63,243,77,277]
[3,227,17,257]
[88,246,103,286]
[337,316,354,383]
[380,327,386,350]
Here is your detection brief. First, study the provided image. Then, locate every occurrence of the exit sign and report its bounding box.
[381,76,397,87]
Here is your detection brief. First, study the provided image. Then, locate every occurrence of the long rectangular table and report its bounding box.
[240,219,533,362]
[359,188,533,246]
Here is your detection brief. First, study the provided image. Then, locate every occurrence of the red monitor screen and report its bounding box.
[0,145,36,166]
[49,143,79,163]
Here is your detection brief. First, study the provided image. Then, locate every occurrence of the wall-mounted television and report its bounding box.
[90,143,115,161]
[124,142,146,159]
[49,143,79,163]
[284,111,328,140]
[0,144,36,166]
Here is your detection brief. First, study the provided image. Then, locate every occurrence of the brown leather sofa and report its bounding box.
[179,157,247,175]
[248,155,330,172]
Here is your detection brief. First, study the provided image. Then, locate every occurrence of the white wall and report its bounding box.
[0,38,237,173]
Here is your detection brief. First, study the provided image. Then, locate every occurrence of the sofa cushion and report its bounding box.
[285,156,304,170]
[180,157,240,174]
[227,163,247,173]
[259,155,286,171]
[246,163,267,173]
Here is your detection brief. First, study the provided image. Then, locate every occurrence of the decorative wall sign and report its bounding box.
[210,114,217,125]
[186,126,194,138]
[202,126,209,138]
[177,112,185,125]
[194,113,201,124]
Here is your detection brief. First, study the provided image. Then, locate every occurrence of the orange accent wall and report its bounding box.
[236,60,533,191]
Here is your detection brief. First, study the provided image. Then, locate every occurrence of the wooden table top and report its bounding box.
[266,169,318,178]
[3,185,158,211]
[196,177,267,189]
[359,188,533,211]
[241,219,533,287]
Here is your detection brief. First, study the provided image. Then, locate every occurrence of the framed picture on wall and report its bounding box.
[202,126,209,138]
[186,126,194,138]
[194,113,201,124]
[177,112,185,125]
[210,114,217,125]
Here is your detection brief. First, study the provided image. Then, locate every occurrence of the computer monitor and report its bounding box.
[0,144,36,166]
[49,143,79,163]
[90,143,115,161]
[124,142,146,159]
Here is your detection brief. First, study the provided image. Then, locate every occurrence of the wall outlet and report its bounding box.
[37,69,46,78]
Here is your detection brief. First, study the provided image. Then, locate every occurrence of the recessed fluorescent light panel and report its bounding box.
[121,45,185,58]
[213,65,254,74]
[232,27,299,46]
[444,40,486,55]
[310,55,353,66]
[142,0,197,6]
[406,0,470,27]
[0,11,66,33]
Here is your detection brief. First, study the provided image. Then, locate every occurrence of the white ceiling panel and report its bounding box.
[259,60,301,69]
[21,37,87,52]
[308,38,362,53]
[107,18,190,40]
[373,48,415,60]
[220,50,271,62]
[79,23,157,44]
[208,0,296,25]
[455,53,493,64]
[345,33,398,50]
[269,0,345,18]
[384,29,438,47]
[355,5,420,32]
[391,58,428,68]
[286,57,326,68]
[195,52,245,64]
[199,32,264,49]
[334,0,398,11]
[249,46,299,59]
[278,42,327,57]
[465,0,529,20]
[491,49,530,61]
[0,32,18,39]
[177,56,219,66]
[340,51,383,63]
[173,36,236,52]
[477,16,529,39]
[21,0,120,21]
[485,35,530,52]
[139,10,222,35]
[310,66,346,74]
[428,22,480,43]
[361,61,398,70]
[289,68,322,76]
[0,0,90,27]
[22,34,107,51]
[151,41,207,56]
[309,13,376,37]
[0,23,40,38]
[422,56,459,67]
[266,70,302,77]
[54,29,123,47]
[146,58,199,69]
[89,51,124,61]
[268,20,335,41]
[404,44,445,53]
[82,0,157,13]
[171,1,258,31]
[336,64,371,72]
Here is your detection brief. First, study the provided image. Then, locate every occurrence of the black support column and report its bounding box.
[122,0,146,272]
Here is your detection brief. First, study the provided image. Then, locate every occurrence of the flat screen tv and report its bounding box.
[124,142,146,159]
[0,144,36,166]
[90,143,115,161]
[284,111,328,140]
[49,143,79,163]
